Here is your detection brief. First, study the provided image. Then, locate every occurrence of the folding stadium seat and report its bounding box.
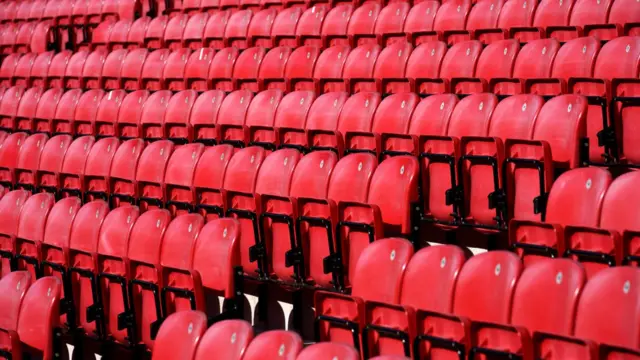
[451,39,520,94]
[358,244,466,357]
[0,271,32,335]
[545,0,614,41]
[7,133,48,194]
[193,320,254,360]
[383,40,445,94]
[192,144,234,221]
[0,1,18,24]
[151,311,207,360]
[13,21,39,54]
[144,15,169,50]
[183,0,206,14]
[120,49,150,90]
[215,90,254,147]
[316,238,414,350]
[12,192,56,277]
[29,21,55,54]
[61,50,90,89]
[29,51,55,88]
[417,0,471,46]
[64,200,110,336]
[0,86,26,132]
[418,40,483,95]
[297,343,360,360]
[456,94,544,230]
[136,140,175,211]
[236,11,276,45]
[361,41,412,94]
[209,47,240,92]
[41,0,61,24]
[534,267,640,358]
[82,137,121,202]
[117,90,150,139]
[80,50,107,89]
[225,149,301,279]
[0,190,30,277]
[510,167,611,268]
[90,19,115,51]
[494,0,538,42]
[325,3,379,47]
[140,90,172,142]
[163,143,204,215]
[226,46,265,92]
[42,50,72,88]
[73,89,106,137]
[99,0,129,23]
[126,16,152,49]
[13,87,43,133]
[15,1,34,24]
[289,45,348,93]
[50,89,82,136]
[30,0,47,21]
[140,49,171,91]
[98,49,127,90]
[108,139,146,208]
[34,134,73,195]
[0,132,29,189]
[183,12,208,50]
[490,38,561,95]
[165,90,198,144]
[57,136,96,199]
[242,330,303,360]
[32,88,63,135]
[250,46,292,92]
[109,19,133,51]
[299,91,347,150]
[85,0,107,28]
[0,53,21,87]
[582,0,640,39]
[184,48,215,91]
[278,4,326,48]
[163,48,191,91]
[164,14,189,50]
[359,2,410,46]
[413,93,496,226]
[1,276,62,359]
[267,90,315,150]
[583,36,640,165]
[502,95,588,228]
[190,90,226,145]
[260,7,302,48]
[12,52,37,88]
[328,43,380,93]
[507,0,575,42]
[314,4,352,48]
[0,23,19,55]
[467,258,586,358]
[400,1,438,46]
[203,10,231,49]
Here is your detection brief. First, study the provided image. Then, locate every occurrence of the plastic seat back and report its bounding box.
[14,86,43,133]
[183,13,208,50]
[34,134,72,193]
[151,311,208,360]
[164,143,205,215]
[140,90,172,141]
[242,330,303,360]
[95,90,125,137]
[297,343,359,360]
[164,14,189,50]
[13,52,38,87]
[274,90,315,148]
[208,47,239,92]
[0,190,29,276]
[120,49,149,90]
[194,320,254,360]
[0,271,32,330]
[163,48,191,91]
[184,48,215,91]
[108,138,145,208]
[14,133,48,191]
[58,136,95,198]
[193,145,234,221]
[135,140,175,211]
[51,89,82,135]
[117,90,149,139]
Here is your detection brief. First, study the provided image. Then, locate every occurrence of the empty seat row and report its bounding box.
[0,20,56,55]
[0,271,62,360]
[152,314,361,360]
[0,0,141,25]
[88,0,640,54]
[511,167,640,278]
[315,237,640,359]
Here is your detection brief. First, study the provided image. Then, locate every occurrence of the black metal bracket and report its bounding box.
[315,315,360,351]
[361,324,411,359]
[129,278,163,342]
[564,248,616,267]
[68,266,106,339]
[259,211,301,281]
[227,207,264,277]
[419,152,462,224]
[468,346,522,360]
[413,334,466,360]
[502,157,548,221]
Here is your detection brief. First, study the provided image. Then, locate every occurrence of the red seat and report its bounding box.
[297,343,359,360]
[109,19,133,51]
[231,46,266,92]
[31,88,62,134]
[510,167,612,269]
[208,47,239,91]
[140,49,171,91]
[583,0,640,38]
[316,238,414,350]
[452,39,520,94]
[164,14,189,50]
[550,0,614,41]
[108,138,145,208]
[0,271,32,334]
[13,133,48,192]
[81,49,108,89]
[369,41,413,94]
[151,311,207,360]
[422,40,482,95]
[135,140,175,211]
[293,45,349,93]
[13,21,37,54]
[13,87,42,133]
[57,136,96,199]
[0,190,30,277]
[50,89,82,136]
[163,143,204,215]
[184,48,215,91]
[0,132,29,189]
[140,90,172,141]
[535,267,640,358]
[203,10,231,49]
[222,10,254,49]
[73,89,106,136]
[189,90,226,145]
[271,90,315,149]
[183,12,208,50]
[29,51,55,88]
[62,50,90,89]
[513,0,575,41]
[165,90,198,143]
[193,144,235,221]
[125,208,172,348]
[127,17,152,49]
[193,320,254,360]
[144,15,169,49]
[0,23,19,55]
[91,19,115,51]
[400,41,447,94]
[242,330,303,360]
[283,46,320,92]
[0,53,21,87]
[245,9,277,48]
[33,134,72,195]
[498,0,539,42]
[82,137,121,202]
[100,49,128,90]
[0,86,26,132]
[12,52,38,87]
[43,50,72,88]
[216,90,254,147]
[117,90,150,139]
[163,48,191,91]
